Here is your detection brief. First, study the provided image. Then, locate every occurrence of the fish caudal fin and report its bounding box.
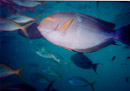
[12,66,24,81]
[92,63,100,75]
[114,24,130,46]
[18,22,33,37]
[89,81,96,91]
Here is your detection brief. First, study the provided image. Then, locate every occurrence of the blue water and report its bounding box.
[0,1,130,91]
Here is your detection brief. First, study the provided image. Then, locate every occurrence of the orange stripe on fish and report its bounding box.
[56,19,73,32]
[43,16,57,21]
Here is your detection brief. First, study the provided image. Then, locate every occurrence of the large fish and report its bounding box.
[38,11,130,53]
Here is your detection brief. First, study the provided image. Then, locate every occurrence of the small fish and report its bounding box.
[112,56,116,61]
[8,13,41,24]
[0,64,23,79]
[0,84,36,91]
[36,48,69,67]
[0,18,33,37]
[11,0,41,7]
[126,56,130,59]
[42,67,63,79]
[36,48,53,58]
[68,76,95,91]
[38,11,130,53]
[31,73,51,84]
[125,76,129,83]
[71,53,100,74]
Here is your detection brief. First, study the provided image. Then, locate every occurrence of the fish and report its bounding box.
[112,56,116,61]
[126,56,130,59]
[71,53,100,74]
[125,76,129,83]
[0,84,36,91]
[36,48,69,67]
[38,11,130,53]
[68,76,95,91]
[36,48,53,58]
[11,0,41,7]
[0,64,23,79]
[8,13,41,24]
[18,23,43,39]
[0,18,33,37]
[42,67,63,79]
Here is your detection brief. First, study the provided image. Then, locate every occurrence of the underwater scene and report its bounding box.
[0,0,130,91]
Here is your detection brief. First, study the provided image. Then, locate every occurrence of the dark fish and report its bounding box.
[0,84,36,91]
[126,56,130,59]
[112,56,116,61]
[125,76,129,83]
[18,23,43,39]
[71,53,100,74]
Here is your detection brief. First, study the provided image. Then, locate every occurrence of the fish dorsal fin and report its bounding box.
[56,19,73,32]
[82,14,115,30]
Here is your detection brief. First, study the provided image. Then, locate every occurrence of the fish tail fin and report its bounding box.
[17,22,33,37]
[92,63,100,75]
[89,81,96,91]
[13,66,24,80]
[34,14,41,24]
[113,24,130,46]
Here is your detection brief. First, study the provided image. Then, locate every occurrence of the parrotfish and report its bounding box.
[68,76,95,91]
[0,64,23,79]
[8,13,41,24]
[0,18,33,37]
[71,53,100,74]
[38,11,130,53]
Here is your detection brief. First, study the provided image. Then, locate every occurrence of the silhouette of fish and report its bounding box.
[71,53,100,74]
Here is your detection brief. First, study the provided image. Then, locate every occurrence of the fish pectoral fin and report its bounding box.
[56,19,73,32]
